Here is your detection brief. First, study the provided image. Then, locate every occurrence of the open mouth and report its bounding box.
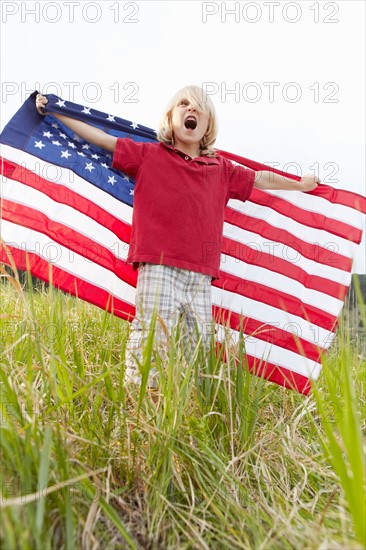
[184,116,197,130]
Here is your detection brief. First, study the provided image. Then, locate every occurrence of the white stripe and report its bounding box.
[1,145,133,225]
[264,188,366,230]
[1,220,136,305]
[212,286,335,349]
[228,198,359,257]
[218,256,344,318]
[2,179,130,260]
[223,222,352,286]
[215,325,322,380]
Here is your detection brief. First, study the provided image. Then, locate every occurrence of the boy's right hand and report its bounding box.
[36,94,48,115]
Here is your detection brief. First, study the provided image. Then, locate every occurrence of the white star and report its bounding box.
[91,153,100,160]
[123,174,130,182]
[74,134,81,142]
[34,140,45,149]
[68,141,77,149]
[61,150,72,159]
[129,189,134,195]
[108,175,117,186]
[130,122,139,129]
[77,151,86,157]
[51,123,59,129]
[59,132,67,139]
[85,162,95,172]
[107,114,115,122]
[82,144,90,150]
[101,163,109,169]
[52,140,61,146]
[43,131,53,138]
[82,107,91,114]
[56,99,66,108]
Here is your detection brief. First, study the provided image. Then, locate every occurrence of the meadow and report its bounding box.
[0,266,365,549]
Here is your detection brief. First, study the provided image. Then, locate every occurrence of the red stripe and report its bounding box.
[214,306,325,362]
[246,355,312,395]
[219,149,366,215]
[213,305,326,362]
[1,157,132,244]
[217,334,312,394]
[225,207,352,272]
[311,184,366,214]
[214,271,338,331]
[221,236,348,301]
[1,200,138,288]
[0,245,136,321]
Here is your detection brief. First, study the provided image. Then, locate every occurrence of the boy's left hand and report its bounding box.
[301,174,320,191]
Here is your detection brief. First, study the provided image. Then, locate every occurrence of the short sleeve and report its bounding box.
[224,158,256,203]
[112,137,152,178]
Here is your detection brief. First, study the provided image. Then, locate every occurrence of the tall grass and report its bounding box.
[0,267,365,549]
[310,291,365,544]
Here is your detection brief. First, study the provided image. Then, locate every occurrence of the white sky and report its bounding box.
[1,0,365,271]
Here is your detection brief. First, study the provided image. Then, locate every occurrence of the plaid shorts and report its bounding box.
[124,263,213,387]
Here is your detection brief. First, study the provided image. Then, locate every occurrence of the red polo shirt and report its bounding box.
[112,138,255,279]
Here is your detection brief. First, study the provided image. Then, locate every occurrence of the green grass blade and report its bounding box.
[35,426,53,535]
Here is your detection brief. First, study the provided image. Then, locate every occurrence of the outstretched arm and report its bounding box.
[254,171,319,192]
[36,94,117,153]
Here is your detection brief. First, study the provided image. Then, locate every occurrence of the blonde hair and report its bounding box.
[156,85,218,157]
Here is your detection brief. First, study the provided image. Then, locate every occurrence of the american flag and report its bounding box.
[1,91,365,394]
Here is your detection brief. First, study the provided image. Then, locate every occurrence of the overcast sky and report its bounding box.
[1,0,365,271]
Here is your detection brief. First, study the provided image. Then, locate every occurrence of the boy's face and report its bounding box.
[171,97,210,150]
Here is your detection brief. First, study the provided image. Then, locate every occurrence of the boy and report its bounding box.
[36,86,319,388]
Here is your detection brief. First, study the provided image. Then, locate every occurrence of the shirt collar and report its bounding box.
[160,142,219,165]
